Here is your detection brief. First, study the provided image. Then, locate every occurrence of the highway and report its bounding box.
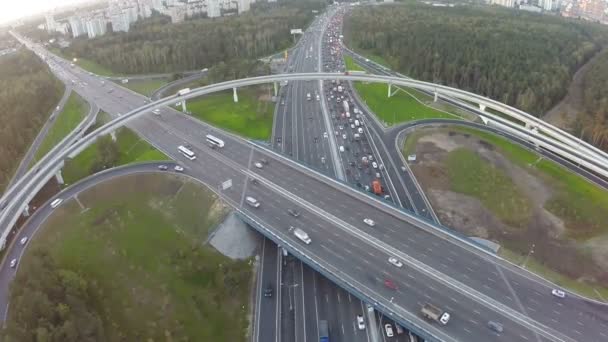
[0,162,177,321]
[3,30,608,342]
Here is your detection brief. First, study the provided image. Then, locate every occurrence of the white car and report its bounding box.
[363,218,375,227]
[323,132,328,138]
[339,146,345,153]
[356,315,365,330]
[388,257,403,268]
[551,289,566,298]
[342,133,347,140]
[254,162,263,169]
[439,312,451,325]
[9,259,17,268]
[174,165,184,172]
[385,323,394,337]
[153,109,161,115]
[19,237,28,245]
[408,154,417,162]
[372,162,378,169]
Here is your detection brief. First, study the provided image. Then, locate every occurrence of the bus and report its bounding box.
[178,145,196,160]
[206,134,225,148]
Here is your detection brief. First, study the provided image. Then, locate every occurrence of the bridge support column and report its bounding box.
[233,87,239,103]
[55,169,64,185]
[181,101,187,113]
[110,131,117,142]
[479,103,486,111]
[433,91,438,102]
[387,83,392,98]
[23,204,30,217]
[273,82,278,97]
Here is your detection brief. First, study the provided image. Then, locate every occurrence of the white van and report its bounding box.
[293,227,311,244]
[355,120,360,127]
[50,198,63,208]
[339,146,345,152]
[245,196,260,208]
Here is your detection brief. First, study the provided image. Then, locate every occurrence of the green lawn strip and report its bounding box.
[186,87,274,140]
[14,174,249,341]
[499,248,608,301]
[353,81,458,125]
[344,55,365,71]
[62,127,169,185]
[34,92,87,162]
[446,148,532,227]
[121,79,169,97]
[349,47,391,68]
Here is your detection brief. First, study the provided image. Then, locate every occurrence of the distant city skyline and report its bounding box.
[0,0,91,24]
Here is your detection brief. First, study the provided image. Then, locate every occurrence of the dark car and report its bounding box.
[276,137,282,143]
[264,285,273,298]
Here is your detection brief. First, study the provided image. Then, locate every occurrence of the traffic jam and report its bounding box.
[320,9,393,204]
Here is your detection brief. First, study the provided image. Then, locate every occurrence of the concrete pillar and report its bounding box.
[23,204,30,217]
[181,101,187,112]
[110,131,117,142]
[433,91,438,102]
[55,169,64,185]
[388,83,392,98]
[479,104,486,111]
[274,82,278,97]
[233,87,239,103]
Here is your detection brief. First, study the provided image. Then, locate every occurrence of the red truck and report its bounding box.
[372,180,383,195]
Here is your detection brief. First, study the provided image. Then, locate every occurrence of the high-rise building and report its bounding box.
[238,0,251,13]
[45,14,56,33]
[542,0,553,11]
[85,16,107,38]
[110,11,131,32]
[207,0,222,18]
[69,16,87,38]
[491,0,514,7]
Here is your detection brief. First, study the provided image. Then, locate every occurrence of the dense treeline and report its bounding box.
[344,4,608,115]
[2,249,106,341]
[57,0,325,74]
[576,50,608,150]
[0,49,63,191]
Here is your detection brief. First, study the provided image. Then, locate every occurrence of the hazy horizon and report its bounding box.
[0,0,92,24]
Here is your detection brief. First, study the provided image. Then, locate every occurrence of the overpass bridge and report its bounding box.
[1,69,608,341]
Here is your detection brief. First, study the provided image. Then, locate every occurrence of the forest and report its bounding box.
[576,50,608,150]
[55,0,325,74]
[0,49,63,192]
[344,4,608,116]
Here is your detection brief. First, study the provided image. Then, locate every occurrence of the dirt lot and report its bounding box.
[407,126,608,290]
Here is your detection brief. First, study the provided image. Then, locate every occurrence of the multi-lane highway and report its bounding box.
[4,15,608,342]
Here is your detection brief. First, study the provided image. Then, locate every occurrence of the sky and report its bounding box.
[0,0,90,24]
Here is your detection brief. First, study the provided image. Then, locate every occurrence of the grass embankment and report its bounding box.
[121,78,169,97]
[62,113,169,184]
[344,55,365,71]
[34,92,87,161]
[187,86,274,140]
[5,174,250,341]
[50,47,121,77]
[404,125,608,300]
[447,148,531,227]
[353,81,457,125]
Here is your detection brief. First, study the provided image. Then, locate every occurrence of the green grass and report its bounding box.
[499,248,608,301]
[13,173,249,341]
[446,148,532,227]
[62,127,169,185]
[121,78,169,97]
[50,48,122,77]
[353,81,458,125]
[344,55,365,71]
[351,47,391,68]
[186,86,274,140]
[34,92,87,161]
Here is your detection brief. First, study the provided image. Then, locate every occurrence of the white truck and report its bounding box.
[177,88,191,96]
[343,100,350,113]
[421,303,450,325]
[293,227,311,244]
